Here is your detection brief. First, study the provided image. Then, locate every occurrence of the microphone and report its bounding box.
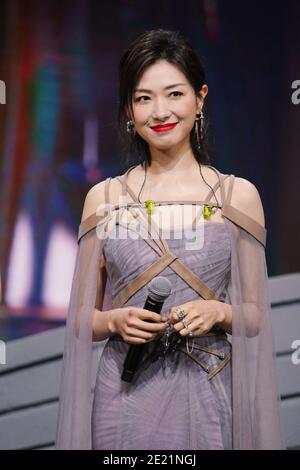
[121,276,172,383]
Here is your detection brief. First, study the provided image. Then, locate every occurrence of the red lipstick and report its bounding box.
[150,123,178,133]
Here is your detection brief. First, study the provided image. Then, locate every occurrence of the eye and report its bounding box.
[171,91,183,97]
[135,91,183,102]
[135,95,149,102]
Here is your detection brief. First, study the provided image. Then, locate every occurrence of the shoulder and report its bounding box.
[81,176,123,222]
[228,176,265,228]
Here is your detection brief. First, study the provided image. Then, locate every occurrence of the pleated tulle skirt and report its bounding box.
[92,334,232,450]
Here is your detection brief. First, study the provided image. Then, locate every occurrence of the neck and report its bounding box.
[146,145,203,177]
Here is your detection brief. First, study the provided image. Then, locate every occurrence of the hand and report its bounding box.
[109,307,168,345]
[167,300,225,337]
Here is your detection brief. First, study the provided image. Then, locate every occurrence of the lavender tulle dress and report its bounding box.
[91,221,233,450]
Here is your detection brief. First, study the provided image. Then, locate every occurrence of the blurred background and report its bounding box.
[0,0,299,341]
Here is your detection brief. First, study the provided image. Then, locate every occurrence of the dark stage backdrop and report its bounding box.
[0,0,299,339]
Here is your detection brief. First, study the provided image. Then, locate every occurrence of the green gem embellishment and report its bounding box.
[203,205,214,220]
[144,199,155,215]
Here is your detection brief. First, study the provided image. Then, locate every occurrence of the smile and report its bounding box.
[150,123,178,133]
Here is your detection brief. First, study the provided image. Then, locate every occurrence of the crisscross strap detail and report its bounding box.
[112,252,178,308]
[178,346,232,380]
[110,168,226,308]
[78,167,237,309]
[112,223,219,308]
[177,339,232,380]
[112,212,220,308]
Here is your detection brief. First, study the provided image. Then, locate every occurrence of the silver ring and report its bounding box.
[181,319,193,336]
[181,318,187,328]
[181,319,190,329]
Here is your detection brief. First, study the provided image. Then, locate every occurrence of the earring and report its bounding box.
[126,120,136,135]
[195,109,204,150]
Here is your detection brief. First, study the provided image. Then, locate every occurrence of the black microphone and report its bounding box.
[121,276,172,383]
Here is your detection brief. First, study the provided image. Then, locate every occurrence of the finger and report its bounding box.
[172,319,185,332]
[131,308,166,323]
[125,326,164,343]
[125,334,154,344]
[180,319,206,336]
[131,318,169,333]
[173,315,195,334]
[179,322,194,336]
[168,307,183,324]
[125,327,153,341]
[168,304,191,324]
[126,337,150,345]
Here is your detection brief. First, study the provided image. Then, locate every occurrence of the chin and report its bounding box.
[151,141,176,149]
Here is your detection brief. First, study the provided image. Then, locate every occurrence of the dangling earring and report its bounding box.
[195,109,204,150]
[126,119,136,135]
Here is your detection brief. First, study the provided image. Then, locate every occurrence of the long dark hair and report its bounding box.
[117,29,212,170]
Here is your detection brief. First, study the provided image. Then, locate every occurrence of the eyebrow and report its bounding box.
[134,83,187,93]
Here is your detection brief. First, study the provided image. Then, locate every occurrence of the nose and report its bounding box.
[151,97,171,121]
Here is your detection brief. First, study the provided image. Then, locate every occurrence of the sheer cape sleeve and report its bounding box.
[224,215,285,449]
[55,213,114,450]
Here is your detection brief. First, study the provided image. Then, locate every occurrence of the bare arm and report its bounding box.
[92,255,117,341]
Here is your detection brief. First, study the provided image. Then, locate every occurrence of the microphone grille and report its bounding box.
[147,276,172,302]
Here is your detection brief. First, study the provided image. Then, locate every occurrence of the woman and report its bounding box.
[55,29,284,450]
